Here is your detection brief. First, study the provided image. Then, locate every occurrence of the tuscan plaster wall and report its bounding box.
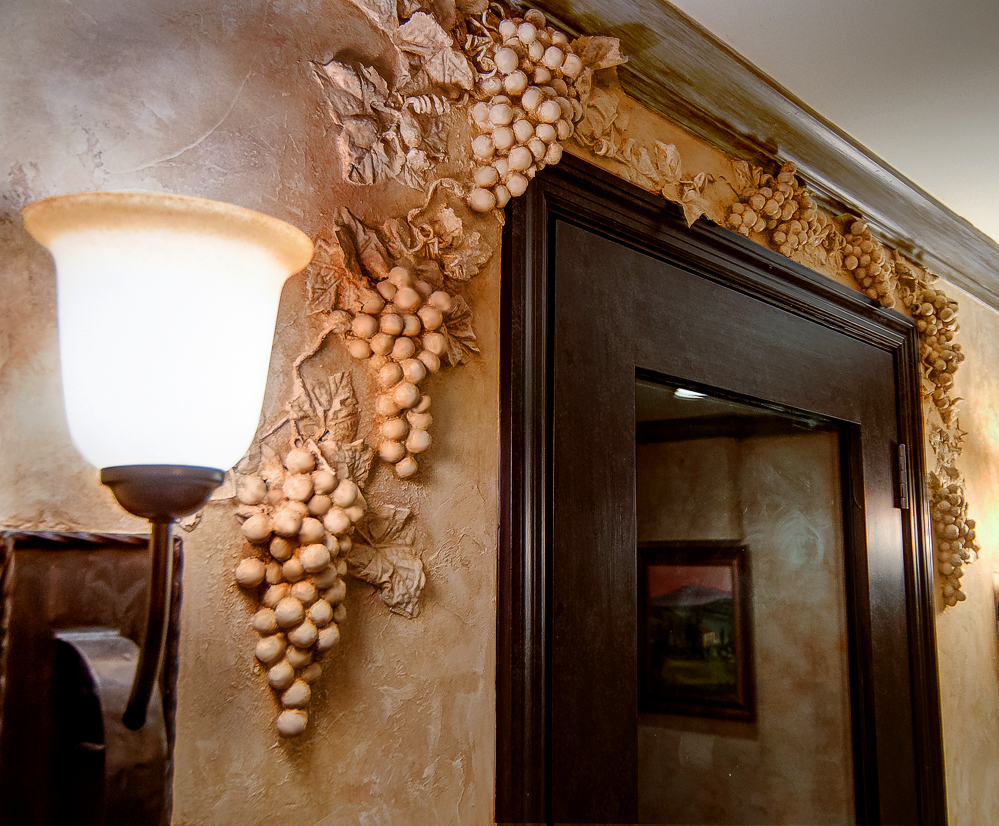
[1,0,497,823]
[5,0,999,822]
[931,283,999,825]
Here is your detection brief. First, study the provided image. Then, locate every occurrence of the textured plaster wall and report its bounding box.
[0,1,497,824]
[7,0,999,821]
[932,284,999,825]
[636,433,854,825]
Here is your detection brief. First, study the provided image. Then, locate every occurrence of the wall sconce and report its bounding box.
[20,191,314,730]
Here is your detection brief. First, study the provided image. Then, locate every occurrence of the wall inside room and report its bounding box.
[0,0,498,823]
[929,283,999,824]
[4,0,999,823]
[637,432,854,825]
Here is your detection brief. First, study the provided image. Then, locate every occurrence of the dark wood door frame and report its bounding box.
[497,153,945,825]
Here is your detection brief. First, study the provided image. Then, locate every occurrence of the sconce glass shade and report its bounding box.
[22,191,314,471]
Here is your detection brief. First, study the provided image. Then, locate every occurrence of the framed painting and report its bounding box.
[638,542,754,721]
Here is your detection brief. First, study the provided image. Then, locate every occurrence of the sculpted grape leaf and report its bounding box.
[394,12,473,90]
[290,350,360,443]
[177,510,202,532]
[315,61,389,124]
[414,258,445,288]
[399,147,433,189]
[288,388,324,443]
[349,504,424,617]
[433,207,464,246]
[306,236,350,316]
[318,60,417,188]
[440,294,479,365]
[398,108,422,149]
[361,504,413,544]
[236,435,284,480]
[321,372,360,443]
[573,87,619,145]
[440,229,490,281]
[378,218,414,259]
[626,146,662,191]
[680,187,711,228]
[656,142,683,184]
[424,48,474,90]
[321,438,376,486]
[678,172,711,228]
[347,540,426,617]
[350,0,398,29]
[399,0,468,29]
[572,36,628,70]
[337,118,382,185]
[731,159,752,194]
[337,208,392,281]
[394,11,452,58]
[420,116,448,160]
[398,0,425,18]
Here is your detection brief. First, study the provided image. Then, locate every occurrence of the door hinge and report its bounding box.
[897,443,910,510]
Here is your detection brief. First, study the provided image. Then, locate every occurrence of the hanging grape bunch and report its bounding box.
[343,265,445,478]
[904,283,964,424]
[727,162,833,259]
[233,446,363,737]
[466,9,588,213]
[841,220,897,309]
[930,475,978,607]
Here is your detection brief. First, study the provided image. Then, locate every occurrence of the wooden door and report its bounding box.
[498,156,944,825]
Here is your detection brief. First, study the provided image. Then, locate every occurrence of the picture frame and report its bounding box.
[638,541,755,721]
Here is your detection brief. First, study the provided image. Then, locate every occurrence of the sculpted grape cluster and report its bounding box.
[930,475,978,607]
[841,220,897,309]
[343,264,450,478]
[903,283,964,424]
[727,162,835,260]
[466,9,590,212]
[234,447,362,736]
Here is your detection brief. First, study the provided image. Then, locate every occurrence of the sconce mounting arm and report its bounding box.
[100,465,224,730]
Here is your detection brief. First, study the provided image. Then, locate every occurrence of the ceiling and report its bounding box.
[667,0,999,244]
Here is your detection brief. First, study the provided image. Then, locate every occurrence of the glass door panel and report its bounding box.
[636,377,855,825]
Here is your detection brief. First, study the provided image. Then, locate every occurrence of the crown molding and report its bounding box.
[538,0,999,310]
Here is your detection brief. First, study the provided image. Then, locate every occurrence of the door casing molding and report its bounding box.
[497,153,944,825]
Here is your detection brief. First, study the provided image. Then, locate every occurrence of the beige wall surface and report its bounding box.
[932,284,999,825]
[637,433,853,824]
[0,1,498,823]
[6,0,999,823]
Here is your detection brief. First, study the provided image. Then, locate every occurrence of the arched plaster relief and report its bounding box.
[569,79,977,607]
[220,0,979,742]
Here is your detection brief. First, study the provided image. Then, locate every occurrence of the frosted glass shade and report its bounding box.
[22,191,313,471]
